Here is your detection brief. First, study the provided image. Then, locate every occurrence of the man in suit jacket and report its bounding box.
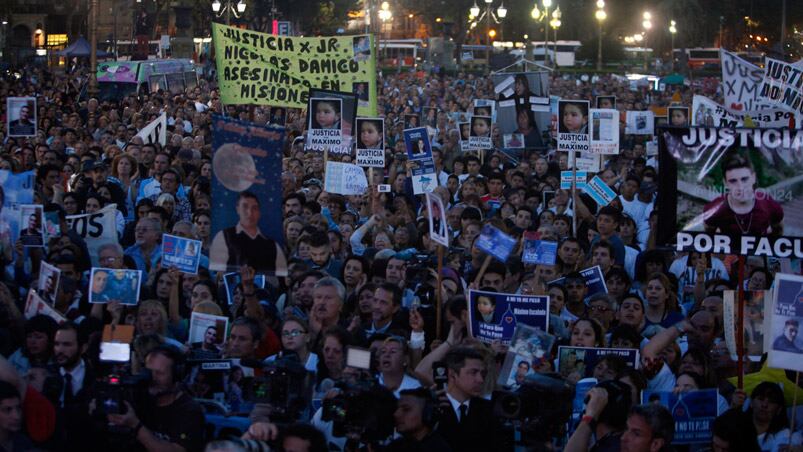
[48,321,97,451]
[436,347,506,452]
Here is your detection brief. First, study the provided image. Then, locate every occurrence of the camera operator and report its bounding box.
[565,380,632,452]
[238,421,327,452]
[385,387,452,452]
[106,345,204,452]
[435,347,503,452]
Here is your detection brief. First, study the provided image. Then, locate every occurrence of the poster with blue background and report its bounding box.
[641,389,718,444]
[209,116,288,275]
[403,127,437,194]
[0,170,35,258]
[162,234,202,274]
[548,265,608,299]
[468,289,549,344]
[476,224,517,263]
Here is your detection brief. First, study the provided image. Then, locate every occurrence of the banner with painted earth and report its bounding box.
[658,126,803,258]
[212,23,377,116]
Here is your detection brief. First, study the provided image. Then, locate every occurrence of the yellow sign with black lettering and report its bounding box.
[212,23,377,116]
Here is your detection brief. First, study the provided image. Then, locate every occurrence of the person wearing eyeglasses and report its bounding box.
[588,293,617,331]
[264,316,318,374]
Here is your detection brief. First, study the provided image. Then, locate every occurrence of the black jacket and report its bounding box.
[435,396,507,452]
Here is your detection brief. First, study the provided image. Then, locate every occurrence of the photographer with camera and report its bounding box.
[385,387,452,452]
[565,379,632,452]
[105,345,204,452]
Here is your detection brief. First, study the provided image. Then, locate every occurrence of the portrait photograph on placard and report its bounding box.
[422,107,438,127]
[18,204,44,247]
[404,113,420,129]
[7,97,36,137]
[355,117,384,150]
[668,106,690,127]
[492,72,550,148]
[38,261,61,305]
[89,267,143,305]
[189,312,229,358]
[595,95,616,109]
[658,126,803,257]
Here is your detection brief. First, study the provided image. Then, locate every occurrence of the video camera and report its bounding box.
[320,378,397,442]
[492,372,574,447]
[95,371,151,417]
[246,352,313,422]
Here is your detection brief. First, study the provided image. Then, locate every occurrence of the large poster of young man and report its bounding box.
[658,126,803,257]
[209,115,288,275]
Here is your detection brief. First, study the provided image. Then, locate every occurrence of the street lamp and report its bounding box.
[212,0,246,26]
[542,0,552,64]
[642,11,651,71]
[468,0,506,71]
[550,7,561,69]
[669,20,677,71]
[595,0,606,72]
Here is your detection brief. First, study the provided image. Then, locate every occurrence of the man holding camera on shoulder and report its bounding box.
[105,345,204,452]
[565,379,632,452]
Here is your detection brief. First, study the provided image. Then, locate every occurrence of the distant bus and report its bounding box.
[92,59,197,101]
[379,39,426,68]
[672,48,720,70]
[529,40,581,67]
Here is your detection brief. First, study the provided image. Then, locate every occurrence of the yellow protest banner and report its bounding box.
[212,23,377,116]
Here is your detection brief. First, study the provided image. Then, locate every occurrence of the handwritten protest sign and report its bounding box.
[641,389,718,444]
[67,204,118,267]
[721,50,764,111]
[134,112,167,147]
[212,24,377,116]
[162,234,202,274]
[691,94,800,128]
[324,162,368,196]
[759,58,803,114]
[468,289,549,344]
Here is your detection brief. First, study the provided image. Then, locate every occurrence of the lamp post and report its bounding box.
[595,0,606,72]
[212,0,246,26]
[550,7,560,69]
[641,11,652,71]
[469,0,505,72]
[88,0,98,101]
[669,20,677,72]
[542,0,552,65]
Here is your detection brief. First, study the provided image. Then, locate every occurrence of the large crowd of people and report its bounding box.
[0,58,799,452]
